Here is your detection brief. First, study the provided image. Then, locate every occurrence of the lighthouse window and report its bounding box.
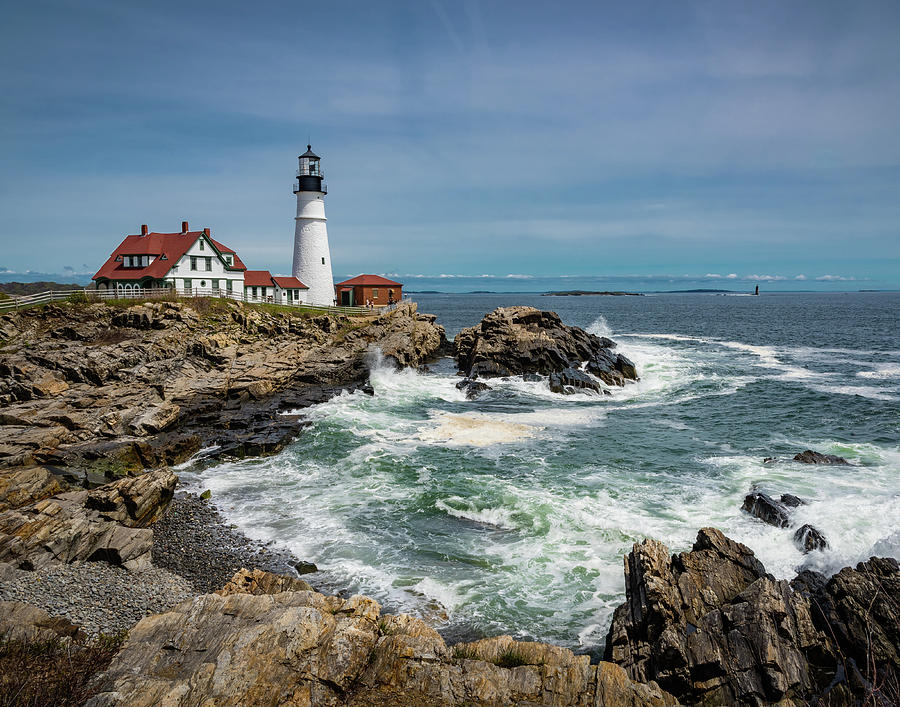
[321,257,325,265]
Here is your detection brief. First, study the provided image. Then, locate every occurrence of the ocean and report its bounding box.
[180,292,900,654]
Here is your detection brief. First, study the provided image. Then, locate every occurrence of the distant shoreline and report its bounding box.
[542,290,644,297]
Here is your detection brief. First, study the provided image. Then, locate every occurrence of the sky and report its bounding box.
[1,0,899,290]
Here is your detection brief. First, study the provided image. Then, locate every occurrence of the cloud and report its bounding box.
[815,274,856,281]
[795,274,807,280]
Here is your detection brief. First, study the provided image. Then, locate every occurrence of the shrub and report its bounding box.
[494,648,531,669]
[0,631,126,707]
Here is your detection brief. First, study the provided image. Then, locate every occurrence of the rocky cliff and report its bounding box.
[0,298,445,476]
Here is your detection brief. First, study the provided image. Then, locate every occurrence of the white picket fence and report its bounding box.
[0,287,383,316]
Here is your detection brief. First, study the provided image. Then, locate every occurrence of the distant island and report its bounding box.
[543,290,644,297]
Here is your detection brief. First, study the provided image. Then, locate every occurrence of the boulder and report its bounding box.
[794,524,828,553]
[548,367,603,395]
[0,465,69,511]
[0,599,83,643]
[454,306,638,385]
[742,491,790,527]
[216,568,312,596]
[83,468,176,527]
[0,469,174,571]
[794,449,849,465]
[456,378,491,399]
[780,493,805,507]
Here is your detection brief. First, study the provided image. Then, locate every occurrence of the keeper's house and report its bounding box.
[243,270,308,305]
[334,274,403,306]
[92,221,246,296]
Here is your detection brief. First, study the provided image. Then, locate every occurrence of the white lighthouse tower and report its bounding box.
[292,145,335,305]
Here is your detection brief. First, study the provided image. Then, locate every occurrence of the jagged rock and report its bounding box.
[586,349,625,386]
[794,524,828,553]
[549,367,603,395]
[87,582,677,707]
[605,528,900,704]
[295,560,318,575]
[794,449,849,465]
[454,306,638,386]
[742,491,790,527]
[814,556,900,673]
[216,568,312,596]
[0,469,174,570]
[456,378,491,399]
[604,528,838,704]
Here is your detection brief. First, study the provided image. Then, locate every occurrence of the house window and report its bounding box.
[199,240,205,251]
[115,255,122,262]
[224,254,232,266]
[251,286,257,299]
[200,280,207,288]
[212,279,219,290]
[190,256,198,270]
[205,257,212,271]
[183,279,192,290]
[160,254,167,260]
[372,289,379,299]
[226,280,232,292]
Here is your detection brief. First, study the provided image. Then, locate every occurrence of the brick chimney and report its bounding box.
[140,224,148,236]
[181,221,189,233]
[203,227,210,237]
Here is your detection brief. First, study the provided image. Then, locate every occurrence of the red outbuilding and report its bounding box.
[334,275,402,307]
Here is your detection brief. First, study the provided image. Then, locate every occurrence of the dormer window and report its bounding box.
[224,254,233,266]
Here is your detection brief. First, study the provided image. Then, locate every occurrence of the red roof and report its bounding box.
[243,270,275,287]
[93,230,246,282]
[334,274,402,287]
[272,276,307,289]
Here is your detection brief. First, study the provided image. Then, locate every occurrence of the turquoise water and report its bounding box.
[182,292,900,652]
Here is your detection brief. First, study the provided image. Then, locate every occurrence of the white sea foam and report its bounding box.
[435,497,518,529]
[586,315,613,338]
[419,413,540,446]
[808,384,899,401]
[857,363,900,380]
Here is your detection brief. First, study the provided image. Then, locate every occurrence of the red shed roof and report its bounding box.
[243,270,275,287]
[272,276,307,289]
[334,274,402,287]
[93,229,246,282]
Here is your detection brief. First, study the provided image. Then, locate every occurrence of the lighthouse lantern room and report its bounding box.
[292,144,335,305]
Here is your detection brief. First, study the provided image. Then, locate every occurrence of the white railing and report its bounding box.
[0,287,387,316]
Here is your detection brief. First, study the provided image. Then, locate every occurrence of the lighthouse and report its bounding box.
[292,145,335,305]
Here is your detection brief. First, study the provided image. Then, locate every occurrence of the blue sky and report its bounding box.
[1,0,899,290]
